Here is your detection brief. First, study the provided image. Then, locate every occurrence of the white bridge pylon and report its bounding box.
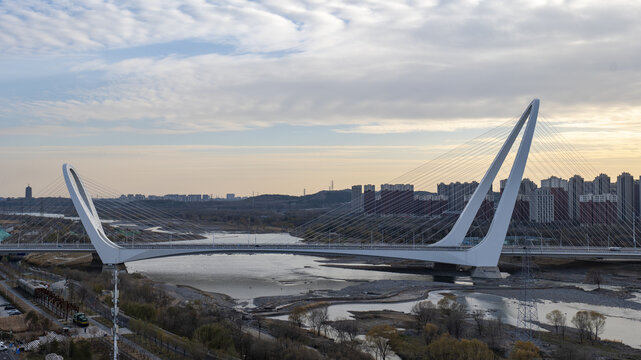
[63,99,539,275]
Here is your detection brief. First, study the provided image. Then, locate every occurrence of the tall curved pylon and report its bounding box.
[432,99,538,248]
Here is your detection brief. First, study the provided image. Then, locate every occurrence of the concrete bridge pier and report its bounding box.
[470,266,503,279]
[101,263,127,273]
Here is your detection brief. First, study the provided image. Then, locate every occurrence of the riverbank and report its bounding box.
[252,279,462,312]
[12,251,641,357]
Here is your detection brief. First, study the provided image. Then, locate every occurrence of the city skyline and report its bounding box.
[4,170,639,200]
[2,1,641,196]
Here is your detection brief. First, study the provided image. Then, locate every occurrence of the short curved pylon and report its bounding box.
[63,164,122,264]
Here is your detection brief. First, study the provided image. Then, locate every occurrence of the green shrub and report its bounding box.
[121,301,157,322]
[193,322,237,356]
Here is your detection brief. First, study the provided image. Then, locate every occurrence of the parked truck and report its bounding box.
[73,312,88,327]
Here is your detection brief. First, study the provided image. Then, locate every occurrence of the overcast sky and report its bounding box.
[1,0,640,197]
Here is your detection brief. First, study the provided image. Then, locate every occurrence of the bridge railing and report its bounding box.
[1,243,640,255]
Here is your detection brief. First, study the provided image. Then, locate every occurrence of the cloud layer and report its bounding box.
[2,0,641,134]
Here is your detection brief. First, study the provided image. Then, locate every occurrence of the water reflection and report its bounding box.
[159,232,304,245]
[321,290,641,349]
[126,251,452,306]
[126,236,641,350]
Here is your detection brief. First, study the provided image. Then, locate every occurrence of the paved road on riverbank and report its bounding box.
[0,350,17,360]
[0,268,160,360]
[86,316,162,360]
[0,280,64,328]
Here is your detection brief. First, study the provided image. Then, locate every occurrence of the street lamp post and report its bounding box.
[634,217,637,249]
[587,234,590,250]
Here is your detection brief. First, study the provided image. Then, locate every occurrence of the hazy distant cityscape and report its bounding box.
[350,172,641,226]
[1,186,243,202]
[6,171,640,228]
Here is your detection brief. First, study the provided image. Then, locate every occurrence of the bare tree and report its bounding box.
[588,311,606,343]
[485,319,503,349]
[423,323,439,345]
[306,306,329,336]
[333,318,359,344]
[437,297,467,338]
[546,310,567,338]
[471,309,486,335]
[585,271,603,290]
[571,311,591,343]
[411,300,437,327]
[289,306,306,328]
[366,325,396,360]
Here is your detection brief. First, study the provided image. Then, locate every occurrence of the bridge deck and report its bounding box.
[1,243,640,260]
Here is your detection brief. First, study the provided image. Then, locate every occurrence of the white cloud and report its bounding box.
[334,117,509,134]
[0,0,305,54]
[2,0,641,136]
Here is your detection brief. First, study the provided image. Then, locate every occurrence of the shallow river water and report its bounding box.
[127,233,641,349]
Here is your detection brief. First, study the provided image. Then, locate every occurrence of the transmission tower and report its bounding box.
[111,267,120,360]
[517,243,539,339]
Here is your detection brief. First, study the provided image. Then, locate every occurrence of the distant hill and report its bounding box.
[150,189,351,211]
[0,189,352,215]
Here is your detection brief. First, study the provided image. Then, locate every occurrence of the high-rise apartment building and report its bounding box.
[520,178,538,195]
[463,194,494,221]
[363,184,376,214]
[541,176,569,221]
[634,176,641,217]
[593,173,611,195]
[529,188,554,223]
[379,184,414,215]
[500,178,537,195]
[414,194,448,216]
[437,181,479,212]
[583,181,594,195]
[350,185,363,212]
[512,194,530,222]
[580,194,618,225]
[25,185,32,199]
[541,176,568,190]
[617,172,634,221]
[568,175,584,221]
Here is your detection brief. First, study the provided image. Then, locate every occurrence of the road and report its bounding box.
[2,243,641,261]
[0,269,158,360]
[0,280,64,328]
[86,316,162,360]
[0,349,17,360]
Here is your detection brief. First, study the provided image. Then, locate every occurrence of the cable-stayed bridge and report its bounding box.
[2,99,640,279]
[5,98,641,359]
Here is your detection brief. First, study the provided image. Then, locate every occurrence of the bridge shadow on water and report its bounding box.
[319,261,474,284]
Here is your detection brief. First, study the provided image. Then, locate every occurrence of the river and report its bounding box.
[125,233,641,349]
